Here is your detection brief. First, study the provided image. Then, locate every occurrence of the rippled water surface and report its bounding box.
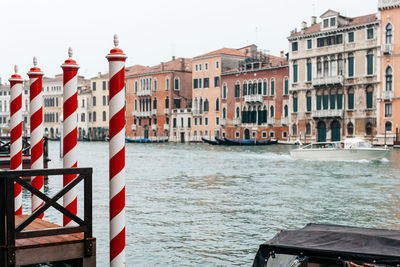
[26,141,400,266]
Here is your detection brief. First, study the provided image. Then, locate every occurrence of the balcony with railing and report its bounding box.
[268,118,275,125]
[233,118,240,125]
[281,117,289,126]
[192,110,202,117]
[151,109,157,116]
[163,124,169,131]
[220,119,226,126]
[131,124,137,131]
[244,94,263,103]
[312,109,344,118]
[151,124,157,131]
[136,89,152,97]
[164,108,170,115]
[382,43,394,54]
[382,90,394,100]
[312,76,344,87]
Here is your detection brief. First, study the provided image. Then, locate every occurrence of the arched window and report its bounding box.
[222,84,227,99]
[366,86,373,109]
[243,81,248,96]
[366,50,373,75]
[263,79,268,96]
[386,23,393,44]
[306,91,312,112]
[153,98,157,109]
[347,122,354,136]
[199,98,203,113]
[257,80,262,95]
[235,82,241,98]
[365,122,373,136]
[248,81,253,95]
[165,96,169,109]
[166,77,170,90]
[270,78,275,96]
[242,107,247,123]
[270,106,274,118]
[236,107,240,118]
[385,121,392,132]
[174,77,180,90]
[223,107,226,119]
[154,79,157,91]
[215,98,220,111]
[284,105,288,117]
[306,123,311,136]
[263,106,267,123]
[103,111,106,121]
[293,92,298,113]
[253,80,257,95]
[81,113,85,122]
[204,99,209,112]
[386,67,393,91]
[284,77,289,95]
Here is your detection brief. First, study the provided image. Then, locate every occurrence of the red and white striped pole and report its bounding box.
[27,57,44,218]
[106,34,127,267]
[9,65,23,215]
[61,48,79,226]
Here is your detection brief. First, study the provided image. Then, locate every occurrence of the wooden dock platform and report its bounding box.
[1,168,96,266]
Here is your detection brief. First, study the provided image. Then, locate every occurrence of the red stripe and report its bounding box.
[10,94,22,115]
[31,141,43,164]
[63,93,77,120]
[63,128,77,157]
[30,79,42,100]
[110,147,125,179]
[109,109,125,139]
[11,153,22,169]
[110,227,125,261]
[10,123,22,144]
[110,187,125,219]
[63,69,78,86]
[109,67,125,100]
[15,205,22,216]
[63,197,77,226]
[30,109,43,131]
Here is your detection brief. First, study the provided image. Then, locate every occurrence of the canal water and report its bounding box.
[24,141,400,266]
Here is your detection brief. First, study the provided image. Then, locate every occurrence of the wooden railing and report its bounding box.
[0,137,49,159]
[0,167,93,266]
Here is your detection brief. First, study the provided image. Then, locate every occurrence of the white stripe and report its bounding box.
[10,138,22,159]
[110,249,126,267]
[63,76,77,101]
[110,170,125,199]
[109,61,124,79]
[110,208,125,240]
[30,93,42,115]
[15,195,22,212]
[29,77,38,85]
[63,150,76,168]
[10,110,22,130]
[30,125,43,149]
[63,188,77,207]
[109,130,125,158]
[63,115,77,138]
[31,155,43,169]
[109,91,125,119]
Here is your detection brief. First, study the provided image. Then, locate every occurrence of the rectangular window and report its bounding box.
[317,95,322,110]
[367,91,373,109]
[199,118,202,125]
[307,39,312,49]
[92,82,96,91]
[205,117,208,126]
[367,28,374,40]
[188,118,191,128]
[323,19,329,28]
[103,95,106,106]
[337,94,343,109]
[292,42,298,52]
[204,78,209,88]
[193,79,198,89]
[216,61,219,69]
[293,64,298,83]
[284,79,288,95]
[348,57,354,77]
[195,65,198,71]
[205,63,208,70]
[323,95,329,110]
[330,17,336,27]
[199,78,202,88]
[348,93,354,110]
[330,94,336,109]
[166,79,170,90]
[214,76,220,87]
[307,62,312,82]
[173,118,177,128]
[348,32,354,43]
[367,54,373,75]
[307,96,312,112]
[317,38,325,47]
[385,103,392,117]
[270,80,275,96]
[293,98,298,113]
[174,79,179,90]
[216,117,219,125]
[102,81,106,90]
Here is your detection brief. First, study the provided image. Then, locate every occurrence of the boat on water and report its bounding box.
[201,137,219,145]
[125,138,168,143]
[253,223,400,267]
[290,138,389,161]
[224,138,278,146]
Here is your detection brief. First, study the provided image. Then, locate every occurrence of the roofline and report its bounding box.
[193,53,246,60]
[287,20,379,41]
[221,64,289,77]
[125,69,191,79]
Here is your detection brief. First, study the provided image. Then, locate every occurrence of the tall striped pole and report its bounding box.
[61,48,79,226]
[106,34,127,267]
[9,65,23,215]
[27,57,44,218]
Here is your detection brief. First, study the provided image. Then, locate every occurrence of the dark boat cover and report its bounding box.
[253,223,400,267]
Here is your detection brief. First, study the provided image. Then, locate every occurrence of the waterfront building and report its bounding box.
[88,72,109,140]
[378,0,400,145]
[288,11,379,143]
[169,108,192,143]
[77,84,91,140]
[220,51,289,141]
[125,58,192,140]
[191,46,254,140]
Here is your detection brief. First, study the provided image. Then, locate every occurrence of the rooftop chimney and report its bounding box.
[172,56,175,61]
[301,21,307,30]
[280,51,284,58]
[161,62,164,71]
[180,58,184,70]
[311,16,317,25]
[97,72,101,78]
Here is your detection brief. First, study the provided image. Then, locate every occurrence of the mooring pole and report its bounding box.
[27,57,45,218]
[106,34,127,267]
[61,48,79,226]
[9,65,23,215]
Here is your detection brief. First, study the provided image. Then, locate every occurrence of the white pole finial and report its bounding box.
[14,65,18,74]
[114,34,119,48]
[33,57,38,67]
[68,47,73,58]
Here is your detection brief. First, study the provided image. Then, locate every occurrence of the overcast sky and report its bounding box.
[0,0,377,82]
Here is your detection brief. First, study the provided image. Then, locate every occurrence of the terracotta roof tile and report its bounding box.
[195,48,246,58]
[125,58,192,77]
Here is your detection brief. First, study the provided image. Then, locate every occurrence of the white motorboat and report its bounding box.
[290,138,389,161]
